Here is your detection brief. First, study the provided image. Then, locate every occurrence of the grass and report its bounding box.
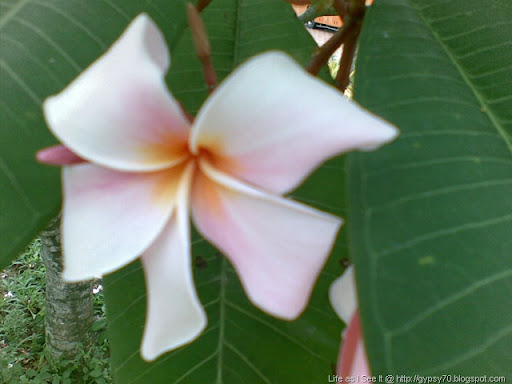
[0,240,112,384]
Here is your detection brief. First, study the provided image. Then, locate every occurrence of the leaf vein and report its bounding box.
[376,213,512,258]
[365,156,512,176]
[390,270,512,335]
[0,34,65,87]
[0,156,38,215]
[371,178,512,212]
[225,299,326,360]
[421,325,512,374]
[100,0,131,21]
[31,0,108,49]
[0,0,30,29]
[216,258,227,384]
[0,59,42,105]
[224,341,272,384]
[408,0,512,155]
[372,96,477,113]
[13,17,82,71]
[173,352,217,384]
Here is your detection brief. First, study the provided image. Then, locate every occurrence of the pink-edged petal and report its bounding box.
[329,265,357,325]
[44,14,190,172]
[61,162,188,281]
[190,51,399,194]
[337,311,371,376]
[191,160,342,319]
[36,145,85,165]
[140,163,206,361]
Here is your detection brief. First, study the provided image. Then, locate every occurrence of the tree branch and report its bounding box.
[196,0,213,13]
[306,19,357,75]
[187,3,217,94]
[336,22,360,91]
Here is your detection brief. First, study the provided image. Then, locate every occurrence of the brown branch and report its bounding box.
[178,101,195,123]
[196,0,213,13]
[335,23,360,91]
[284,0,312,4]
[306,19,357,75]
[333,0,347,20]
[298,4,320,23]
[349,0,366,17]
[187,3,217,93]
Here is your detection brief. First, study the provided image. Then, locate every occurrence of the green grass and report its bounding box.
[0,240,112,384]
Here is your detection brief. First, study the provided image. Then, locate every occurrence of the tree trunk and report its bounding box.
[40,215,94,361]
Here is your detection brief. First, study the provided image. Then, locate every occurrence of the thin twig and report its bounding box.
[284,0,312,4]
[333,0,347,21]
[306,19,357,75]
[298,2,340,23]
[196,0,213,13]
[187,3,217,93]
[178,101,195,123]
[349,0,366,17]
[298,4,319,23]
[335,23,360,91]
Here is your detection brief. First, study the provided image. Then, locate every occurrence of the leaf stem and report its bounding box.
[298,4,320,23]
[196,0,213,13]
[333,0,347,21]
[306,0,365,77]
[187,3,217,94]
[306,19,357,75]
[349,0,366,15]
[178,101,195,123]
[335,22,360,91]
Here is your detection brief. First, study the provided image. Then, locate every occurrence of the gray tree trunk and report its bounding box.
[40,215,94,361]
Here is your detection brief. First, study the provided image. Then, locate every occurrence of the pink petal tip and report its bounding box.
[36,145,86,166]
[337,310,371,376]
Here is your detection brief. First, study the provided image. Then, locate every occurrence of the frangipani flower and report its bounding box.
[329,266,371,375]
[39,14,398,361]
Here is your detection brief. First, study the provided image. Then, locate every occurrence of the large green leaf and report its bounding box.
[350,0,512,374]
[0,0,190,269]
[103,0,346,382]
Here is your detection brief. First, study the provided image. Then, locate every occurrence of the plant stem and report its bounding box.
[349,0,366,17]
[178,100,195,123]
[196,0,213,13]
[298,4,319,23]
[336,22,360,91]
[333,0,347,20]
[306,19,357,75]
[298,4,339,23]
[306,0,365,77]
[187,3,217,94]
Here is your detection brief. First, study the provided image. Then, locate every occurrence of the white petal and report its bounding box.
[190,51,398,194]
[329,265,358,324]
[61,163,187,281]
[140,162,206,361]
[191,160,342,319]
[44,14,190,172]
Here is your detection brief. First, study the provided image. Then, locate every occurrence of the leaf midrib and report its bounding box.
[215,258,227,384]
[408,0,512,156]
[213,1,244,379]
[232,0,242,67]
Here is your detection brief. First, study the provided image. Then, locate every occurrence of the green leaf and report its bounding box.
[0,0,189,270]
[103,0,346,382]
[350,0,512,374]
